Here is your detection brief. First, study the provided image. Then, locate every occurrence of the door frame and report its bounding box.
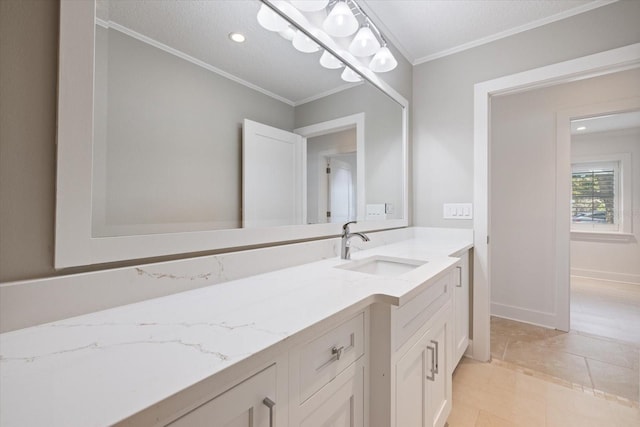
[472,43,640,362]
[295,113,366,222]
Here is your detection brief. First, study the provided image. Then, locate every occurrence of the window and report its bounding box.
[571,154,631,234]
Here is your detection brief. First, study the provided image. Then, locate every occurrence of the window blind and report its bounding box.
[571,168,615,224]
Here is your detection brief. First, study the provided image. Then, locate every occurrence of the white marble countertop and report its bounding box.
[0,232,472,426]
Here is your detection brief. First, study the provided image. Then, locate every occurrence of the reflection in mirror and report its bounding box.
[92,0,403,237]
[570,110,639,233]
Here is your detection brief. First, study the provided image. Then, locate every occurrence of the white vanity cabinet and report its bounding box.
[289,311,368,427]
[370,266,456,427]
[453,250,470,366]
[167,364,278,427]
[395,304,451,427]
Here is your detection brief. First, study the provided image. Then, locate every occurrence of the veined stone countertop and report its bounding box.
[0,229,472,426]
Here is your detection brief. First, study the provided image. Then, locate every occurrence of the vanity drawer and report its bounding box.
[298,312,365,403]
[394,271,451,350]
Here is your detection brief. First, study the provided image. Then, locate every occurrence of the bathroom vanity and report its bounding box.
[0,228,472,427]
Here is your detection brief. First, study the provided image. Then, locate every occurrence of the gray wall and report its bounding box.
[412,0,640,228]
[296,84,404,220]
[490,69,640,324]
[0,0,59,282]
[94,27,294,236]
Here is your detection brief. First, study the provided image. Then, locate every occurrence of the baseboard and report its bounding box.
[490,302,558,329]
[571,268,640,285]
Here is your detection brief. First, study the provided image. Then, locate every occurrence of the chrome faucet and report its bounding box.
[341,221,370,260]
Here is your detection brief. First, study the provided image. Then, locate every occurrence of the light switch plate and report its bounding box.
[443,203,473,219]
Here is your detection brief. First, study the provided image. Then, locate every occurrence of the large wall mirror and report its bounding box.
[56,0,408,268]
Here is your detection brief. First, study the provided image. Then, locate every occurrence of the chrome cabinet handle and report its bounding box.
[263,397,275,427]
[426,345,436,381]
[456,266,462,287]
[431,340,439,374]
[331,345,345,361]
[316,345,347,371]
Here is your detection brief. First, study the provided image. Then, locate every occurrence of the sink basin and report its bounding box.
[336,255,427,278]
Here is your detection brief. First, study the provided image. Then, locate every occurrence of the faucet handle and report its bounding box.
[342,221,358,231]
[342,221,357,233]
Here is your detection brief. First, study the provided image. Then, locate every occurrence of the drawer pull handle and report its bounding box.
[426,345,436,381]
[331,345,345,360]
[456,266,462,287]
[263,397,275,427]
[431,340,439,374]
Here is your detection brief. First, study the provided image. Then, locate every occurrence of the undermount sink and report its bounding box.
[336,255,427,278]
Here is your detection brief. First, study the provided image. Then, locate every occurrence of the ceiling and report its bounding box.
[571,110,640,134]
[359,0,616,64]
[96,0,617,105]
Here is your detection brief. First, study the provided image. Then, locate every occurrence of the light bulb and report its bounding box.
[319,51,343,69]
[349,26,381,57]
[369,45,397,72]
[323,1,358,37]
[341,67,362,82]
[290,0,329,12]
[292,30,320,53]
[256,4,288,32]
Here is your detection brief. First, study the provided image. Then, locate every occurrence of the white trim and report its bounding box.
[473,43,640,361]
[571,269,640,285]
[294,82,363,107]
[413,0,618,65]
[570,231,635,242]
[490,303,558,329]
[55,0,409,268]
[295,113,366,222]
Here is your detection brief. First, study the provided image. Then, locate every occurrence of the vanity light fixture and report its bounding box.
[320,50,343,69]
[228,32,246,43]
[292,29,321,53]
[323,0,359,37]
[290,0,330,12]
[369,44,398,73]
[257,3,289,32]
[341,67,362,82]
[257,0,398,84]
[349,24,380,57]
[279,25,296,41]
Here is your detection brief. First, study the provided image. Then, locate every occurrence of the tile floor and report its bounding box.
[490,316,639,403]
[447,277,640,426]
[447,358,640,426]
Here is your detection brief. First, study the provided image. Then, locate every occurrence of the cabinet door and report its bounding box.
[453,252,470,365]
[395,307,452,427]
[297,361,364,427]
[426,320,451,427]
[168,365,276,427]
[395,331,428,426]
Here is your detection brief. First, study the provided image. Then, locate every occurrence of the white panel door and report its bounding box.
[243,119,305,228]
[328,157,355,224]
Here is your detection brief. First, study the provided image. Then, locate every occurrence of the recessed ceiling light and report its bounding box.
[229,32,246,43]
[576,126,587,131]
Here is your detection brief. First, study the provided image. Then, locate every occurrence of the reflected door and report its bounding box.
[243,119,306,228]
[328,156,356,223]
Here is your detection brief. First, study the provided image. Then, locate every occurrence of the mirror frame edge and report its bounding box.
[54,0,409,269]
